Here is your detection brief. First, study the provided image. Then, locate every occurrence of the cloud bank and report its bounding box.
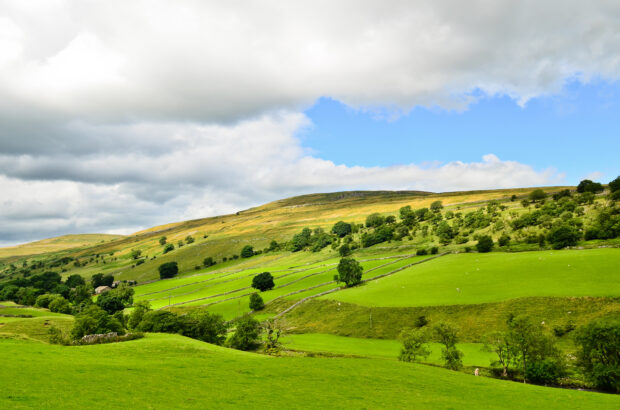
[2,0,616,243]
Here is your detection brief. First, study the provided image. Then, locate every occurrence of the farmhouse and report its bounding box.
[95,286,112,294]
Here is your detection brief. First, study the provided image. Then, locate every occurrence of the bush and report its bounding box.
[577,179,604,194]
[251,272,274,292]
[399,328,430,362]
[575,321,620,392]
[228,315,261,351]
[609,176,620,193]
[525,359,565,385]
[249,293,265,311]
[135,259,145,266]
[180,311,228,345]
[547,225,580,249]
[552,321,576,337]
[240,245,254,258]
[336,258,363,287]
[65,274,85,288]
[128,301,151,330]
[163,243,174,254]
[96,292,125,314]
[498,233,511,247]
[365,213,385,228]
[416,248,428,256]
[331,221,352,237]
[476,235,494,253]
[48,296,71,314]
[528,189,547,202]
[414,315,429,328]
[430,246,439,255]
[34,293,55,309]
[430,200,443,213]
[91,273,114,288]
[137,311,181,333]
[203,257,216,267]
[159,262,179,279]
[339,244,351,257]
[71,305,124,340]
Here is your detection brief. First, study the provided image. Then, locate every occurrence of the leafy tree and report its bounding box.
[249,293,265,311]
[240,245,254,258]
[510,194,518,202]
[399,328,430,362]
[498,233,511,247]
[331,221,352,237]
[163,243,174,254]
[96,292,125,314]
[288,228,312,252]
[158,262,179,279]
[609,176,620,193]
[547,225,580,249]
[528,189,547,202]
[263,319,284,355]
[384,215,396,224]
[268,240,280,252]
[336,258,363,287]
[430,200,444,213]
[128,301,151,329]
[577,179,604,194]
[399,205,416,227]
[339,244,351,257]
[228,315,261,351]
[91,273,114,288]
[65,274,85,288]
[434,322,463,370]
[185,235,195,244]
[575,321,619,392]
[485,331,513,377]
[159,236,167,245]
[251,272,275,292]
[48,295,71,314]
[476,235,494,253]
[16,287,40,306]
[35,293,56,309]
[365,213,385,228]
[415,208,431,221]
[203,257,216,267]
[361,224,394,247]
[137,311,180,333]
[69,284,93,305]
[131,249,142,260]
[436,221,454,245]
[71,305,123,340]
[181,311,228,345]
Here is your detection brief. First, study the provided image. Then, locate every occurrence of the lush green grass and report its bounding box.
[0,316,73,342]
[280,333,495,367]
[324,249,620,307]
[1,334,617,409]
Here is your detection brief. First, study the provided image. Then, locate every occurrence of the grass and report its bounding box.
[324,249,620,307]
[280,333,495,367]
[0,316,74,343]
[1,333,617,409]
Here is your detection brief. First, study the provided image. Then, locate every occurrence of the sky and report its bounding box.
[0,1,619,245]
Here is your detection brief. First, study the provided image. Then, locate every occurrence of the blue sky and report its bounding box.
[302,80,619,185]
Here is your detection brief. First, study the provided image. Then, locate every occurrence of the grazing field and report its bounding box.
[324,249,620,307]
[0,234,124,259]
[280,333,495,366]
[1,334,617,409]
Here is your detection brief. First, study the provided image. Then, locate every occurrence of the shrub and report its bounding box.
[131,249,142,260]
[416,248,428,256]
[430,246,439,255]
[365,213,385,228]
[137,311,181,333]
[528,189,547,202]
[476,235,494,253]
[159,236,167,245]
[65,274,85,288]
[414,315,429,328]
[249,293,265,311]
[331,221,352,237]
[575,321,620,392]
[203,257,216,267]
[547,225,580,249]
[399,328,430,362]
[339,244,352,257]
[228,315,261,351]
[128,301,151,330]
[185,235,195,244]
[158,262,179,279]
[240,245,254,258]
[71,305,124,340]
[430,200,443,213]
[336,258,363,287]
[48,296,71,314]
[96,292,125,314]
[163,243,174,254]
[180,311,228,345]
[525,359,565,385]
[34,293,55,309]
[135,259,145,266]
[251,272,274,292]
[552,321,576,337]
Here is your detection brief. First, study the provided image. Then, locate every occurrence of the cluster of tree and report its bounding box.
[0,271,88,307]
[399,322,464,370]
[288,227,335,252]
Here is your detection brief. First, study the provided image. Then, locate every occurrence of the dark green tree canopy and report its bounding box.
[65,274,85,288]
[240,245,254,258]
[158,262,179,279]
[365,213,385,228]
[577,179,604,193]
[249,293,265,311]
[476,235,494,253]
[331,221,352,237]
[251,272,274,292]
[336,258,363,287]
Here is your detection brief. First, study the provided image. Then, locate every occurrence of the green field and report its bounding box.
[1,334,617,409]
[324,249,620,307]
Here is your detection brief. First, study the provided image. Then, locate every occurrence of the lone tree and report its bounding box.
[476,235,494,253]
[430,200,444,213]
[528,189,547,202]
[249,293,265,311]
[331,221,352,237]
[336,257,363,287]
[163,243,174,254]
[399,328,431,363]
[251,272,274,292]
[240,245,254,258]
[158,262,179,279]
[159,236,167,245]
[434,322,463,370]
[547,225,580,249]
[228,315,261,351]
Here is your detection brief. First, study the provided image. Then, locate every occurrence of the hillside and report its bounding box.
[0,234,124,259]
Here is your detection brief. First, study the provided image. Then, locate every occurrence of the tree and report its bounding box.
[436,221,454,245]
[263,319,284,354]
[399,205,416,227]
[158,262,179,279]
[251,272,274,292]
[65,274,85,288]
[91,273,114,288]
[609,176,620,193]
[35,294,56,309]
[249,293,265,311]
[547,225,580,249]
[131,249,142,260]
[485,331,513,377]
[163,243,174,254]
[339,244,351,257]
[128,301,151,329]
[399,328,431,362]
[240,245,254,258]
[430,200,444,213]
[137,311,180,333]
[336,258,363,287]
[96,292,125,314]
[577,179,604,194]
[528,189,547,202]
[476,235,494,253]
[331,221,352,237]
[203,257,216,267]
[575,321,619,392]
[181,311,228,345]
[498,233,511,247]
[365,213,385,228]
[434,322,463,370]
[228,315,261,351]
[71,305,123,340]
[48,295,71,314]
[69,284,93,305]
[159,236,167,245]
[185,235,195,244]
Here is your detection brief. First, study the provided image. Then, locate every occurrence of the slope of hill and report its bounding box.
[0,234,124,259]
